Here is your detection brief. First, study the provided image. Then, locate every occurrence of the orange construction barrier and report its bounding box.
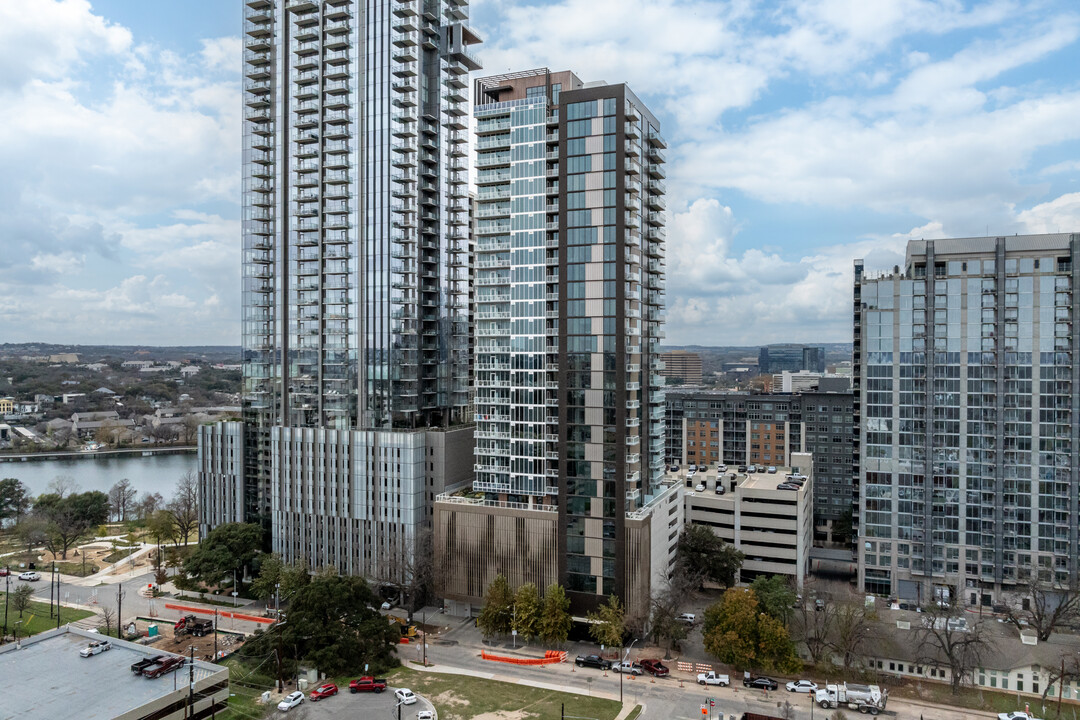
[481,650,567,666]
[163,602,275,625]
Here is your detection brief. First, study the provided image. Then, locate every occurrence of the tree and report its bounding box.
[587,594,625,650]
[512,583,541,642]
[107,479,138,522]
[830,594,875,669]
[12,584,34,618]
[14,517,48,554]
[676,523,744,588]
[703,587,800,673]
[149,423,177,444]
[376,528,434,612]
[477,574,513,638]
[1005,576,1080,642]
[167,471,198,544]
[751,575,797,626]
[242,574,399,678]
[134,492,164,522]
[180,416,201,445]
[1038,653,1080,707]
[34,491,109,559]
[914,604,990,694]
[649,567,695,655]
[146,509,178,546]
[0,478,31,524]
[250,553,286,601]
[794,596,835,665]
[47,475,78,499]
[539,583,572,646]
[100,605,116,637]
[182,522,263,588]
[831,508,854,545]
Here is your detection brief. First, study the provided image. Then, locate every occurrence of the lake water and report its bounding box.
[0,452,198,499]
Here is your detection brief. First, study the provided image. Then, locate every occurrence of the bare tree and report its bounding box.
[149,423,177,444]
[794,597,835,664]
[1005,575,1080,641]
[1039,653,1080,707]
[135,492,164,522]
[52,426,73,450]
[167,471,199,544]
[179,416,201,445]
[47,475,79,499]
[829,593,875,668]
[376,528,434,613]
[780,701,796,720]
[648,566,695,655]
[915,605,990,694]
[100,605,116,637]
[107,479,138,522]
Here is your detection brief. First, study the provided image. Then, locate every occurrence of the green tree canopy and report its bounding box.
[512,583,541,642]
[750,575,797,625]
[0,479,31,523]
[12,584,34,618]
[677,523,745,588]
[477,574,513,638]
[539,583,572,646]
[243,574,398,678]
[182,522,263,588]
[587,594,626,649]
[703,587,800,673]
[33,490,109,559]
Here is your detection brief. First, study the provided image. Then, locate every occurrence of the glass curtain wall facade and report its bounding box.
[854,234,1080,606]
[225,0,480,573]
[471,71,667,612]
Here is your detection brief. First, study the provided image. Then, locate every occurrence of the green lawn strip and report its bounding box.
[174,594,241,608]
[624,706,643,720]
[386,665,623,720]
[0,592,93,637]
[892,681,1079,719]
[51,561,100,577]
[103,548,137,564]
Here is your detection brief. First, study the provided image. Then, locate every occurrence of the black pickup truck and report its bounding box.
[131,655,165,674]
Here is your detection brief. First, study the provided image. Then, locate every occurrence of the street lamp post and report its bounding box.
[619,638,639,704]
[14,620,22,649]
[4,569,9,638]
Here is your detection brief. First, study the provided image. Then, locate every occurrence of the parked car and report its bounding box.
[380,601,392,610]
[349,677,387,693]
[688,464,697,472]
[718,464,728,472]
[737,465,748,473]
[417,712,434,720]
[744,676,779,691]
[0,568,9,576]
[998,713,1041,720]
[309,683,338,701]
[278,691,305,712]
[815,598,825,611]
[395,689,417,705]
[80,640,112,657]
[694,483,705,492]
[575,655,611,670]
[131,655,165,674]
[697,671,729,686]
[669,465,680,472]
[613,661,643,675]
[677,613,696,624]
[639,658,669,677]
[767,466,777,473]
[787,680,818,693]
[714,484,726,495]
[698,465,708,472]
[18,571,40,581]
[776,483,800,491]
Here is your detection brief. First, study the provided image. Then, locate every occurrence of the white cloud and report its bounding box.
[29,252,85,275]
[1015,193,1080,235]
[200,37,242,72]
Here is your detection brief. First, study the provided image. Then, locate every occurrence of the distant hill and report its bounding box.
[0,343,241,364]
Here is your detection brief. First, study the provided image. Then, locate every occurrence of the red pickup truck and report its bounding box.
[142,654,185,678]
[349,677,387,694]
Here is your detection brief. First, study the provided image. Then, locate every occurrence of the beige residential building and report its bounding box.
[683,453,814,587]
[658,350,703,385]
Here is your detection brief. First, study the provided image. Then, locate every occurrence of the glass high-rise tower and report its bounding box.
[199,0,480,582]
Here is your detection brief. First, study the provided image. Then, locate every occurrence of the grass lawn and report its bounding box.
[894,680,1080,720]
[0,592,93,638]
[103,548,137,564]
[386,666,624,720]
[175,594,240,608]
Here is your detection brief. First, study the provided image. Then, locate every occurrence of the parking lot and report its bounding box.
[287,685,436,720]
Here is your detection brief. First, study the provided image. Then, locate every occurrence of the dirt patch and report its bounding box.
[469,712,531,720]
[432,690,470,708]
[132,618,244,662]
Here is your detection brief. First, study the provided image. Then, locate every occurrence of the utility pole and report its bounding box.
[55,564,61,629]
[117,584,124,638]
[1058,657,1065,717]
[187,645,195,719]
[49,562,55,618]
[422,608,427,666]
[4,570,9,639]
[213,609,218,661]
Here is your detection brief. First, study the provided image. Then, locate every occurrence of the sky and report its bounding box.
[1,0,1079,347]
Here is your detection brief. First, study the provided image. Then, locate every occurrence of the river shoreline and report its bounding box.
[0,446,196,463]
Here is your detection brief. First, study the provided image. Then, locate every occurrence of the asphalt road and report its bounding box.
[285,685,435,720]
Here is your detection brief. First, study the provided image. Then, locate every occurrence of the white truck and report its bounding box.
[696,671,730,686]
[814,683,888,715]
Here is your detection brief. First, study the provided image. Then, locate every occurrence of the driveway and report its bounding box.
[298,685,435,720]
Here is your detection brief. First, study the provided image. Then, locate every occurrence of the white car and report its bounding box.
[396,689,417,705]
[416,712,433,720]
[718,464,728,472]
[18,571,40,581]
[79,640,112,657]
[786,680,817,693]
[677,613,696,624]
[998,713,1041,720]
[278,691,304,711]
[380,601,392,610]
[694,483,705,492]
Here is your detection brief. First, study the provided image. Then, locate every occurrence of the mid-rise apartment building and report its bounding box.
[853,233,1080,606]
[199,0,481,582]
[435,68,672,617]
[666,386,853,543]
[658,350,703,385]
